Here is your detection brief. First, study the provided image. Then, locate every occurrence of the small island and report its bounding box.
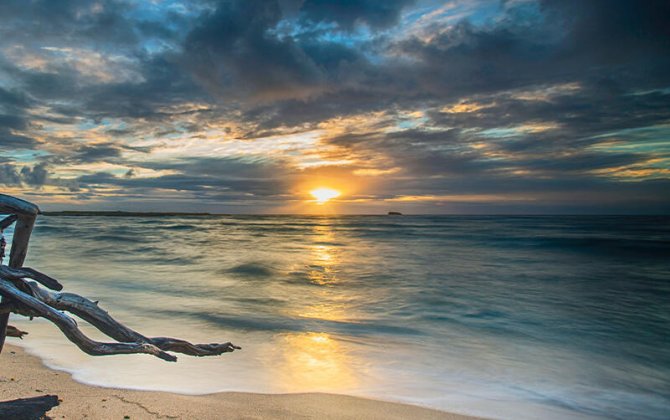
[387,211,403,216]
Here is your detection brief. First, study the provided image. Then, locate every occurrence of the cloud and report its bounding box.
[73,143,123,163]
[0,163,49,186]
[20,162,49,185]
[0,87,39,149]
[0,131,39,150]
[183,0,328,102]
[298,0,416,30]
[0,0,667,212]
[0,164,22,185]
[74,156,294,204]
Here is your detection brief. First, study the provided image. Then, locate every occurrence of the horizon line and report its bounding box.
[36,210,670,217]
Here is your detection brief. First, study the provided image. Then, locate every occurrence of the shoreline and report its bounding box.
[0,344,479,419]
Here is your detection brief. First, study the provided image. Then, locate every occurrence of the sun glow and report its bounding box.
[310,187,341,204]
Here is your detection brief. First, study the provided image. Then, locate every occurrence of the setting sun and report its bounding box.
[310,187,341,204]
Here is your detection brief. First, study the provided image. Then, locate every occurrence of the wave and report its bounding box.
[157,310,424,337]
[223,262,274,278]
[162,224,198,231]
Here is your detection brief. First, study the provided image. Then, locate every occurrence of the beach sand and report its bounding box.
[0,344,477,419]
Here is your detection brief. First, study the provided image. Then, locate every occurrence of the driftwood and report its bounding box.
[0,193,240,361]
[5,325,28,338]
[0,194,38,352]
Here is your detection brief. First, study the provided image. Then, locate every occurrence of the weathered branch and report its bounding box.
[0,278,177,361]
[26,281,240,356]
[6,325,28,338]
[0,196,38,352]
[0,194,40,216]
[150,337,241,356]
[0,266,63,291]
[0,214,17,230]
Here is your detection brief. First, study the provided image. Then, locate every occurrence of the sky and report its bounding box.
[0,0,669,214]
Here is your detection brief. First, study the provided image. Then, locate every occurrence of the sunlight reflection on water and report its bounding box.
[276,332,357,392]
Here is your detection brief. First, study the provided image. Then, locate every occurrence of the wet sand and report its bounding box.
[0,344,478,419]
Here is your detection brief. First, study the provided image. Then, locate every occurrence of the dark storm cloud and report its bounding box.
[0,132,38,150]
[298,0,416,30]
[3,0,668,126]
[139,157,289,179]
[77,157,292,201]
[79,55,208,120]
[418,87,670,172]
[0,0,668,212]
[0,87,30,110]
[0,0,194,48]
[183,0,326,101]
[326,127,648,180]
[306,0,669,213]
[0,0,208,126]
[0,165,22,185]
[74,144,123,163]
[0,0,131,41]
[541,0,670,64]
[179,0,422,106]
[0,87,39,150]
[237,0,670,131]
[399,0,670,97]
[40,142,154,166]
[20,163,49,186]
[326,128,491,177]
[0,114,27,131]
[0,163,49,186]
[0,49,203,123]
[429,87,670,136]
[80,173,285,197]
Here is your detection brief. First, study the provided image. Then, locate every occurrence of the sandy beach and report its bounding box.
[0,344,476,419]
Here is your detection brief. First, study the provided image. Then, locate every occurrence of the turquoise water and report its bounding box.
[3,215,670,419]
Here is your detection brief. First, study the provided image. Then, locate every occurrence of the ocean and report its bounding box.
[3,215,670,419]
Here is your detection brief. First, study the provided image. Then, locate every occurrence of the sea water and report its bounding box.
[4,215,670,419]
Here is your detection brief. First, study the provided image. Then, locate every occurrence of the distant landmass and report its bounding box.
[42,211,224,217]
[388,211,403,216]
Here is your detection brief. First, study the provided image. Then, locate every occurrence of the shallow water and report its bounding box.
[3,215,670,419]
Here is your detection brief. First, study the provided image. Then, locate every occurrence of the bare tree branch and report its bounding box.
[0,278,177,361]
[0,266,63,291]
[6,325,28,339]
[26,281,240,356]
[0,215,17,230]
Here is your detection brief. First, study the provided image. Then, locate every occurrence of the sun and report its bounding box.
[310,187,341,204]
